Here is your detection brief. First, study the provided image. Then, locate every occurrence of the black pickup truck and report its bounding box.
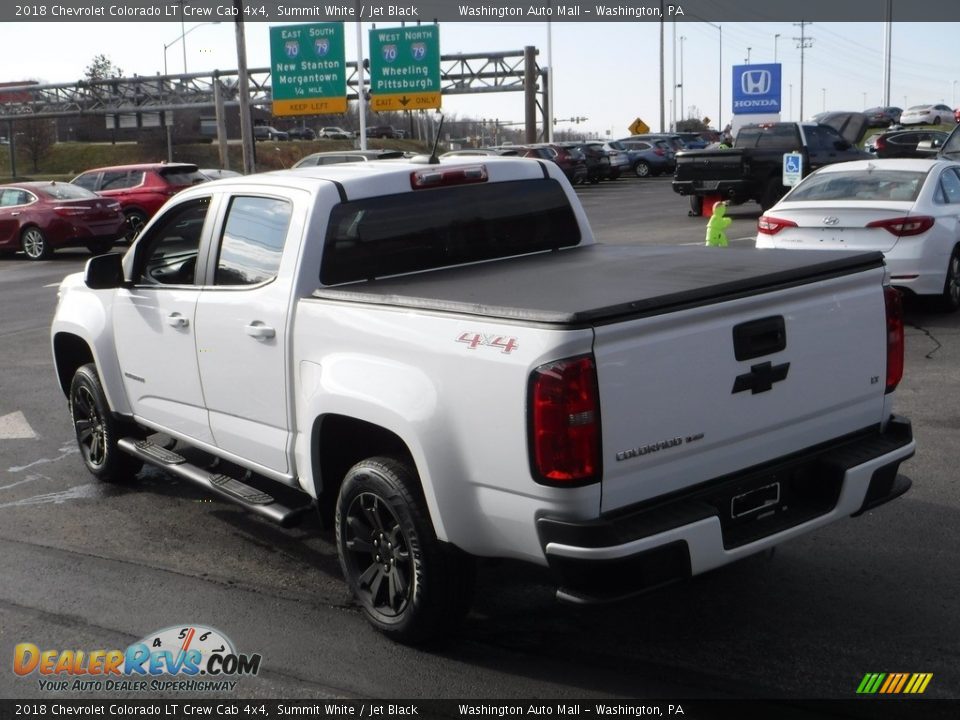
[672,112,872,213]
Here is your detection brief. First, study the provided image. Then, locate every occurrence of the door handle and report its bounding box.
[245,322,276,340]
[167,312,190,328]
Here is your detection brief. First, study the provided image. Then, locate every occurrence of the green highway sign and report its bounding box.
[269,23,347,116]
[368,25,441,112]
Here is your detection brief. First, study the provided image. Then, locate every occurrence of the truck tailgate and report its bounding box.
[594,263,890,513]
[675,149,747,182]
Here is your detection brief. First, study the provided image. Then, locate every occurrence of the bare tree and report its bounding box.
[17,116,57,172]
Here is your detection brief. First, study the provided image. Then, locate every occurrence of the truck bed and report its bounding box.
[312,244,884,326]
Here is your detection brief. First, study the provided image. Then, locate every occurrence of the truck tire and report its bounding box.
[335,457,475,644]
[760,179,784,211]
[124,210,148,242]
[940,245,960,312]
[688,195,703,216]
[69,364,143,482]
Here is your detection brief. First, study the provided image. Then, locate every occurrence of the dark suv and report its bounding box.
[518,144,588,185]
[71,162,207,240]
[253,126,289,141]
[366,125,400,139]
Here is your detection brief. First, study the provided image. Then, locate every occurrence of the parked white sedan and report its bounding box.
[756,158,960,311]
[900,104,954,126]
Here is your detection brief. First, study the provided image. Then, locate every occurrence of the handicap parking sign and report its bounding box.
[783,153,803,186]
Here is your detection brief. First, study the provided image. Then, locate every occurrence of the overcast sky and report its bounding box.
[2,20,959,137]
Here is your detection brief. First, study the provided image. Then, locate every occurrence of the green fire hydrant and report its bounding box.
[705,201,731,247]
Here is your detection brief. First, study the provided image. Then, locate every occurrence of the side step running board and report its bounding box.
[118,438,311,527]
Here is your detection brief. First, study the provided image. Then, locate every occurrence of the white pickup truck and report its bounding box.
[52,157,915,643]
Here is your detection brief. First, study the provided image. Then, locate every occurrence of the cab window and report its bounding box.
[214,196,292,286]
[134,198,210,286]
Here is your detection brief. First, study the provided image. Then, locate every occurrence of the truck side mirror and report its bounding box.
[84,252,125,290]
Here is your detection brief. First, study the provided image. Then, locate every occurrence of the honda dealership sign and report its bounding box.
[732,64,782,115]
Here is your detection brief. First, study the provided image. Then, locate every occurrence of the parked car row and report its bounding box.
[251,124,415,141]
[439,133,714,184]
[2,161,211,260]
[0,128,711,261]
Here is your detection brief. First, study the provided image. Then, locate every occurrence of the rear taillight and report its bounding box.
[528,355,601,485]
[884,286,904,394]
[654,148,665,156]
[874,136,887,151]
[757,215,798,235]
[866,216,935,237]
[53,205,92,217]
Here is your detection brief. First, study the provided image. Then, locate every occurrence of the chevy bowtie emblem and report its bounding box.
[732,361,790,395]
[822,216,840,225]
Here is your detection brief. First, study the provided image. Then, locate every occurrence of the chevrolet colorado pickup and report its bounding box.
[52,157,914,643]
[673,113,872,212]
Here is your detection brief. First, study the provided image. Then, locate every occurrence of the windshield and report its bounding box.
[786,169,927,202]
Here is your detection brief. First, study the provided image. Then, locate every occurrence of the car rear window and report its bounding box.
[158,167,206,186]
[787,170,927,202]
[320,178,581,285]
[35,183,98,200]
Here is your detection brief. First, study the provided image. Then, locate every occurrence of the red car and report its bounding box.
[70,162,207,240]
[0,181,126,260]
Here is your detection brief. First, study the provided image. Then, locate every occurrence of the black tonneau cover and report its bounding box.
[311,244,884,326]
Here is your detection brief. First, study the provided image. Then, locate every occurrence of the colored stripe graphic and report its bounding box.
[857,673,932,694]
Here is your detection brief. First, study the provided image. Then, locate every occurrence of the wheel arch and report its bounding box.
[310,413,417,512]
[51,292,132,417]
[52,332,95,398]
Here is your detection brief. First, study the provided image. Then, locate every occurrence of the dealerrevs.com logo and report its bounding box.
[13,625,261,693]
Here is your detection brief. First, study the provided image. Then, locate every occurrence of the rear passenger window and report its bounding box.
[100,171,132,190]
[214,196,292,286]
[756,125,801,149]
[939,169,960,204]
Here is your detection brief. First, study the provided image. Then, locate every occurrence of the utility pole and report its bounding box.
[233,3,255,174]
[659,10,665,133]
[679,35,685,126]
[793,21,813,121]
[882,0,892,106]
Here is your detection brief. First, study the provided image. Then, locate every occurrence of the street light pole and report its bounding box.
[161,20,221,162]
[746,47,751,64]
[678,35,685,126]
[163,21,220,75]
[703,21,722,132]
[774,34,780,63]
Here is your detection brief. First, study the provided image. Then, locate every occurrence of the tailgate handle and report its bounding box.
[733,316,786,361]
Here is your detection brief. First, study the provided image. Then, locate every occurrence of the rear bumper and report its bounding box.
[672,178,753,201]
[537,416,914,603]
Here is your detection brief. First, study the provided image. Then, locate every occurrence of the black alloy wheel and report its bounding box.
[335,457,474,644]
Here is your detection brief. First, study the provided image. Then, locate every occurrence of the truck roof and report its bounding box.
[202,156,559,200]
